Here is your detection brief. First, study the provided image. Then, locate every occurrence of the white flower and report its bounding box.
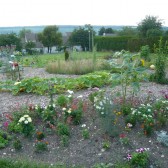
[68,95,72,98]
[67,90,74,94]
[27,117,32,122]
[53,104,56,108]
[148,109,151,112]
[24,120,29,124]
[9,61,13,64]
[77,95,83,98]
[81,124,86,128]
[35,105,38,110]
[14,82,21,85]
[19,117,25,122]
[67,108,72,114]
[96,106,101,110]
[23,115,29,118]
[101,112,104,115]
[62,107,66,111]
[150,64,155,70]
[99,101,103,106]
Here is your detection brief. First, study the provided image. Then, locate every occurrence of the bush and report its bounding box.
[140,45,150,61]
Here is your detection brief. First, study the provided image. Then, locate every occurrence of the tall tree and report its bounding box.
[0,33,22,51]
[68,25,95,51]
[38,25,62,53]
[19,28,32,38]
[137,16,163,37]
[118,26,138,36]
[98,27,106,35]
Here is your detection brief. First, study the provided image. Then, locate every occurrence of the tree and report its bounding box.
[98,27,106,35]
[25,41,36,55]
[19,28,32,38]
[105,28,114,34]
[38,25,62,53]
[98,27,114,35]
[137,15,163,37]
[68,25,95,51]
[118,26,138,36]
[0,33,22,51]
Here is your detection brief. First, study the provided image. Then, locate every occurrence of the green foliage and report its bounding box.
[34,141,48,153]
[94,92,121,137]
[0,158,68,168]
[64,50,69,61]
[137,15,163,37]
[140,45,150,61]
[60,135,69,147]
[13,138,22,150]
[153,38,168,84]
[57,95,68,107]
[130,149,149,167]
[95,36,131,51]
[117,26,138,37]
[0,131,10,148]
[57,122,70,136]
[18,114,34,137]
[81,128,90,139]
[0,33,22,51]
[102,141,111,150]
[38,25,62,53]
[98,27,114,35]
[68,25,95,51]
[112,51,146,105]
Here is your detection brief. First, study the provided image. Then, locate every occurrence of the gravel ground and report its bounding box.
[0,67,168,115]
[0,67,168,167]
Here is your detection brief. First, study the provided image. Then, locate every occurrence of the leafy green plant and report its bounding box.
[153,38,168,84]
[0,131,10,148]
[102,141,111,150]
[81,128,90,139]
[128,148,149,167]
[140,45,150,61]
[60,135,69,147]
[18,114,34,137]
[94,92,121,137]
[57,122,70,136]
[119,134,130,146]
[13,138,22,150]
[34,140,48,153]
[36,131,45,141]
[112,51,146,107]
[56,95,68,107]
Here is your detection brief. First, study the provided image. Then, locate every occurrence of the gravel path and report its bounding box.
[0,67,168,115]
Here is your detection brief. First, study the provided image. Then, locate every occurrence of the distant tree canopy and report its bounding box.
[38,25,62,53]
[137,15,163,37]
[68,24,95,51]
[0,33,22,51]
[19,28,32,38]
[117,26,138,37]
[98,27,114,35]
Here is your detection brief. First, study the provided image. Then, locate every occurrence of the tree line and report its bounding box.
[0,15,168,54]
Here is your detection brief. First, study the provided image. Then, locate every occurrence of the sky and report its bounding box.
[0,0,168,27]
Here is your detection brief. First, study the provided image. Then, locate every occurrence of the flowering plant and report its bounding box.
[119,134,129,145]
[18,114,34,137]
[127,147,149,167]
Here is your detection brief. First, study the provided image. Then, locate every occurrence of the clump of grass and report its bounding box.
[46,59,106,75]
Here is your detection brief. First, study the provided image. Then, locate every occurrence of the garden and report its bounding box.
[0,43,168,168]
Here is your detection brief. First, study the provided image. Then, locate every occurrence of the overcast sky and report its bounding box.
[0,0,168,27]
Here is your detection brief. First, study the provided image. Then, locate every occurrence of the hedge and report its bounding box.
[94,36,168,52]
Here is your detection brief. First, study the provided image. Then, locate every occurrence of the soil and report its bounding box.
[0,67,168,167]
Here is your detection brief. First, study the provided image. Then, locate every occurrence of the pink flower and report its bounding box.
[3,121,9,128]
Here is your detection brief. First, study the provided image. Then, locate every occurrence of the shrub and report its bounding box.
[57,122,70,136]
[140,45,150,61]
